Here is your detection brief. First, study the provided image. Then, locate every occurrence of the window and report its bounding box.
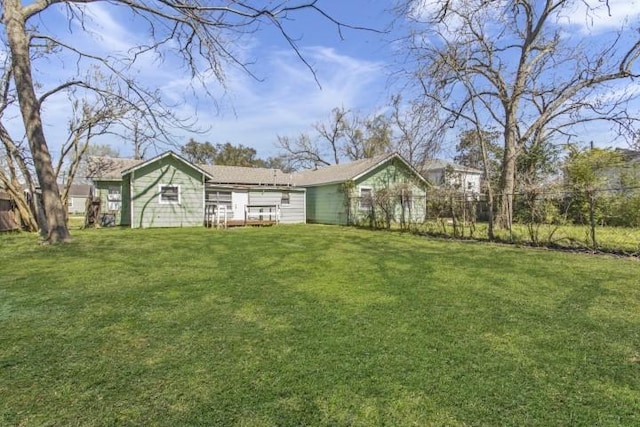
[107,186,121,211]
[359,187,373,210]
[159,185,180,204]
[67,198,73,208]
[207,190,232,211]
[401,190,413,208]
[281,192,290,205]
[467,181,474,191]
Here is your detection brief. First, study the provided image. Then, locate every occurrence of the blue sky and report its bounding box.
[24,0,399,160]
[6,0,640,162]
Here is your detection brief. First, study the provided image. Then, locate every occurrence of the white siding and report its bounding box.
[249,189,306,224]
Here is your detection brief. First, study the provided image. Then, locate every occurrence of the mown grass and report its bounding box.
[1,225,640,426]
[420,220,640,253]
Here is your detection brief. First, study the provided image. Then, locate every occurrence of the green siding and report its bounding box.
[94,180,125,225]
[305,158,428,226]
[306,183,348,225]
[129,156,204,229]
[351,159,427,224]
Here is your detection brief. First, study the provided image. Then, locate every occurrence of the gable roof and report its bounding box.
[120,151,215,180]
[89,151,294,186]
[87,156,143,180]
[422,159,483,175]
[292,152,428,187]
[200,164,292,186]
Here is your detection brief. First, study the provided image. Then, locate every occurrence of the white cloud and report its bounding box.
[559,0,640,33]
[154,46,386,157]
[13,3,390,160]
[66,3,139,54]
[209,47,385,154]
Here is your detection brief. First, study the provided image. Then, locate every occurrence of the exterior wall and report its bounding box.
[94,180,125,225]
[426,168,482,194]
[462,172,482,193]
[129,157,204,228]
[67,196,88,215]
[248,188,306,224]
[424,170,443,186]
[305,183,349,225]
[351,159,428,224]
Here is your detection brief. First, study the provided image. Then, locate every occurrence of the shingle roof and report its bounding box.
[421,159,483,175]
[67,183,92,197]
[88,151,293,186]
[199,164,292,185]
[291,153,399,186]
[87,156,142,180]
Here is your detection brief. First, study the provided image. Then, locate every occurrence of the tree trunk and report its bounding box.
[0,123,46,234]
[497,126,517,233]
[3,0,71,243]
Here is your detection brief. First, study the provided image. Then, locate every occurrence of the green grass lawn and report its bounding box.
[2,225,640,426]
[419,220,640,253]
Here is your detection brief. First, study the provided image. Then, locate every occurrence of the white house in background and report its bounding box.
[66,183,92,215]
[421,160,483,194]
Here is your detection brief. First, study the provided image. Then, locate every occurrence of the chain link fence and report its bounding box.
[347,185,640,254]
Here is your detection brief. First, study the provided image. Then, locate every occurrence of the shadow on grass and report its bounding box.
[2,225,640,425]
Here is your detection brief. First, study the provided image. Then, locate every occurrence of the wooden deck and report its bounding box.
[204,203,280,228]
[225,219,277,227]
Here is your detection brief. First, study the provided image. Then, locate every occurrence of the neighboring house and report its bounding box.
[292,152,429,225]
[610,148,640,189]
[88,151,305,228]
[421,160,483,195]
[65,183,92,215]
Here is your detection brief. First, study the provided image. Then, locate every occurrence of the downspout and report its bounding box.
[303,188,307,224]
[202,173,205,227]
[130,170,135,228]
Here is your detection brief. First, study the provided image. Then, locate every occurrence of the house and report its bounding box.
[421,160,483,194]
[65,183,92,215]
[292,152,429,225]
[611,148,640,189]
[88,151,305,228]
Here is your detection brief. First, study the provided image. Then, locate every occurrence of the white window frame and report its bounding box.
[281,191,290,205]
[67,198,73,208]
[359,186,373,211]
[159,184,181,205]
[107,186,122,211]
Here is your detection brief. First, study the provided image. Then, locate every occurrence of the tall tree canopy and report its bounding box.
[277,107,393,170]
[181,140,290,170]
[277,101,443,171]
[1,0,359,242]
[395,0,640,229]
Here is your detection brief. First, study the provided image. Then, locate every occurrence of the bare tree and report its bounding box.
[396,0,640,229]
[389,94,443,170]
[54,88,142,209]
[277,133,332,170]
[314,107,349,165]
[1,0,365,243]
[278,107,393,169]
